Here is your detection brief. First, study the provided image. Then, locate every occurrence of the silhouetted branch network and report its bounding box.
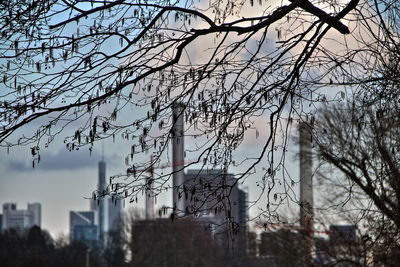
[1,0,385,218]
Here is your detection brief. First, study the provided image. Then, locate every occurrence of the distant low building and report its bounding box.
[327,224,363,265]
[259,230,308,266]
[1,203,41,233]
[312,225,363,266]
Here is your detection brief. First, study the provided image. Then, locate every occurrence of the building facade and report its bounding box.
[182,169,248,254]
[108,197,123,232]
[69,210,98,244]
[1,203,41,233]
[183,169,240,224]
[72,225,99,247]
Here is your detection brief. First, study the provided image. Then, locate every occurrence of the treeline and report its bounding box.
[0,221,259,267]
[0,226,109,267]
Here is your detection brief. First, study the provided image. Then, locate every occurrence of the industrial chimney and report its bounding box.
[299,121,313,231]
[98,160,108,245]
[171,102,185,214]
[145,180,155,220]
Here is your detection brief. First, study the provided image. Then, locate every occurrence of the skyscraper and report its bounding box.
[90,159,123,240]
[2,203,41,233]
[238,188,249,234]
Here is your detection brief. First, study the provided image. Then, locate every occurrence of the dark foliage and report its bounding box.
[0,226,105,267]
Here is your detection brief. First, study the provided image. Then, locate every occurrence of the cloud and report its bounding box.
[6,147,119,172]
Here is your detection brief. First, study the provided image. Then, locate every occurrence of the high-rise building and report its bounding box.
[69,210,98,244]
[238,187,249,234]
[1,203,41,233]
[237,187,249,253]
[90,159,123,240]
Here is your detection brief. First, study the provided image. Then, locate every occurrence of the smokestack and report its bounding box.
[172,102,185,213]
[98,160,108,244]
[299,121,313,230]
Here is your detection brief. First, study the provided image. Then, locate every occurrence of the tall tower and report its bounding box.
[98,160,108,243]
[91,155,123,241]
[172,102,185,213]
[299,121,313,230]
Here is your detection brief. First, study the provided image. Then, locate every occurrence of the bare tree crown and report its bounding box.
[1,0,393,218]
